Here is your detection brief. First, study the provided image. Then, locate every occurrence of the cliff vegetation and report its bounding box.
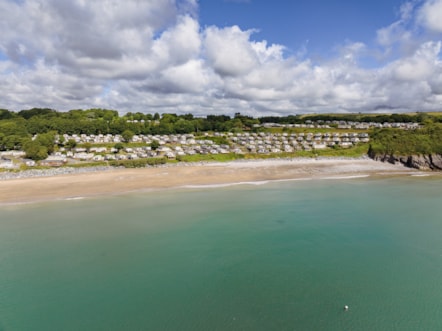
[368,123,442,170]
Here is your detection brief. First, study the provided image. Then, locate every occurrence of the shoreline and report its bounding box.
[0,156,376,181]
[0,157,432,205]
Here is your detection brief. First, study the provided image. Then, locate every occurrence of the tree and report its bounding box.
[114,143,124,152]
[35,132,56,154]
[109,118,128,135]
[83,142,92,152]
[0,119,28,137]
[57,134,65,145]
[65,139,77,150]
[121,129,134,143]
[161,113,178,123]
[23,140,48,161]
[18,108,56,119]
[0,134,25,151]
[150,140,160,150]
[174,119,194,134]
[0,109,14,120]
[158,121,173,134]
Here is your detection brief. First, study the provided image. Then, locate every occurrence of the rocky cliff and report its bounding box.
[368,152,442,171]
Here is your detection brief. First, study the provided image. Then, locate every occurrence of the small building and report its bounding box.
[0,158,16,169]
[40,156,67,167]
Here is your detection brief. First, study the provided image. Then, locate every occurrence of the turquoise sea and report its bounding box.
[1,175,442,330]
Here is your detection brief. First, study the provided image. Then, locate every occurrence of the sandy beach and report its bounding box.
[0,158,423,204]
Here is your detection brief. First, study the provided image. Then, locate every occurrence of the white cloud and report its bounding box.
[375,0,422,60]
[1,0,442,115]
[391,41,440,81]
[204,26,259,77]
[148,59,218,94]
[418,0,442,32]
[152,15,201,67]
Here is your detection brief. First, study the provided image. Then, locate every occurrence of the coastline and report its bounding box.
[0,157,427,205]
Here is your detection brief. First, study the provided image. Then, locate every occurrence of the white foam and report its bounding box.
[321,175,370,180]
[180,174,378,191]
[181,177,315,190]
[182,181,270,189]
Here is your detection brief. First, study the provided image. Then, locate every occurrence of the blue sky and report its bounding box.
[1,0,442,115]
[200,0,405,57]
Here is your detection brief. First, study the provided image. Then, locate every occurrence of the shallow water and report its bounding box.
[1,176,441,330]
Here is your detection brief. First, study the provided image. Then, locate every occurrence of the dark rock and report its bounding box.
[406,155,429,170]
[429,154,442,170]
[369,153,442,171]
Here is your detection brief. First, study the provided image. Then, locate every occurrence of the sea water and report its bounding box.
[0,176,442,330]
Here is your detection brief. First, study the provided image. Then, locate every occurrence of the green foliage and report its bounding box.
[0,134,26,151]
[234,112,259,129]
[114,143,124,152]
[173,118,194,133]
[1,109,441,163]
[83,142,92,152]
[204,135,230,145]
[0,119,28,137]
[239,144,369,159]
[150,140,160,150]
[22,140,48,161]
[109,157,167,168]
[0,109,14,120]
[176,153,244,163]
[65,139,77,150]
[35,132,56,154]
[259,112,441,125]
[369,124,442,156]
[18,108,56,119]
[309,144,369,158]
[67,161,109,168]
[121,129,135,143]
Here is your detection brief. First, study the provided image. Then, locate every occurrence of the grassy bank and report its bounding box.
[369,125,442,155]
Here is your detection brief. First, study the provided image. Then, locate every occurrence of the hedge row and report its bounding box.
[108,157,167,168]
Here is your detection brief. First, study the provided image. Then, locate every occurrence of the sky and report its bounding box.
[1,0,442,116]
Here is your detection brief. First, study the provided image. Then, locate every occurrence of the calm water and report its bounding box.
[1,176,442,330]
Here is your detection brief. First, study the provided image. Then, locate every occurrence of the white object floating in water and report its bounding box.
[344,305,349,311]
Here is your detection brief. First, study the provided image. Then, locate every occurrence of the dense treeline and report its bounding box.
[259,112,442,124]
[0,108,261,158]
[369,123,442,155]
[0,108,259,138]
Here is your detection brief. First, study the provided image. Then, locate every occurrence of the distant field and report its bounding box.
[415,112,442,116]
[299,112,442,118]
[298,113,383,119]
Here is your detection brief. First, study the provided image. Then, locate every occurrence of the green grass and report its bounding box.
[108,157,167,168]
[176,145,369,163]
[264,127,371,135]
[66,161,109,168]
[202,136,231,145]
[176,153,244,163]
[369,125,442,155]
[310,144,369,157]
[76,142,148,148]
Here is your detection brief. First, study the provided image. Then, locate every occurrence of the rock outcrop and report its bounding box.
[368,152,442,171]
